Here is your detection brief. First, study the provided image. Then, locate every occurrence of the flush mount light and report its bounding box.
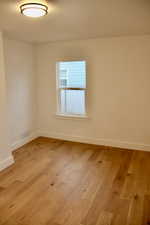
[20,3,48,18]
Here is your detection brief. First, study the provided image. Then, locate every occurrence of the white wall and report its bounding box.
[0,32,14,170]
[4,38,36,150]
[36,35,150,151]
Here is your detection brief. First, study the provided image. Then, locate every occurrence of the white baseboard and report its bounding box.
[0,133,37,172]
[11,132,38,152]
[38,131,150,152]
[0,155,14,172]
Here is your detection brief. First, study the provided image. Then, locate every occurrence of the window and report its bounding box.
[56,61,86,116]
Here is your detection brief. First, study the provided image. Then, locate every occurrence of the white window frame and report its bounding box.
[56,61,87,118]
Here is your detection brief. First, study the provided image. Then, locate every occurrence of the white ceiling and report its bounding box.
[0,0,150,43]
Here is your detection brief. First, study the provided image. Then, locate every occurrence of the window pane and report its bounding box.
[60,89,85,115]
[59,61,86,88]
[59,69,68,87]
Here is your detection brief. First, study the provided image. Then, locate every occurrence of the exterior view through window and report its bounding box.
[57,61,86,116]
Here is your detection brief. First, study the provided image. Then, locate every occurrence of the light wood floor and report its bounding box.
[0,137,150,225]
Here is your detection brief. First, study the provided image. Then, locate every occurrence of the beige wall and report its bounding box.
[36,35,150,151]
[0,32,14,170]
[4,38,36,148]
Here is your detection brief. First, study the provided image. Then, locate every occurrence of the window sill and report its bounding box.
[55,113,89,120]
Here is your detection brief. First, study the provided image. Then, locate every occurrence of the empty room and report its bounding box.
[0,0,150,224]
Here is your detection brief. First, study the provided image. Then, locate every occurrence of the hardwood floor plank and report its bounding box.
[96,211,113,225]
[142,195,150,225]
[0,186,5,192]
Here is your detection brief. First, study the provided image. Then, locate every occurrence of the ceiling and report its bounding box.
[0,0,150,43]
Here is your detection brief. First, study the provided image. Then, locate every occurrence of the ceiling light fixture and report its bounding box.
[20,3,48,18]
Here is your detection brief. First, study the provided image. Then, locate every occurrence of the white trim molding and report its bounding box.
[0,133,38,172]
[38,131,150,152]
[11,132,38,152]
[0,155,14,172]
[55,113,89,120]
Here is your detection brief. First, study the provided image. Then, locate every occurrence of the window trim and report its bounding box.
[56,61,87,118]
[55,113,89,120]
